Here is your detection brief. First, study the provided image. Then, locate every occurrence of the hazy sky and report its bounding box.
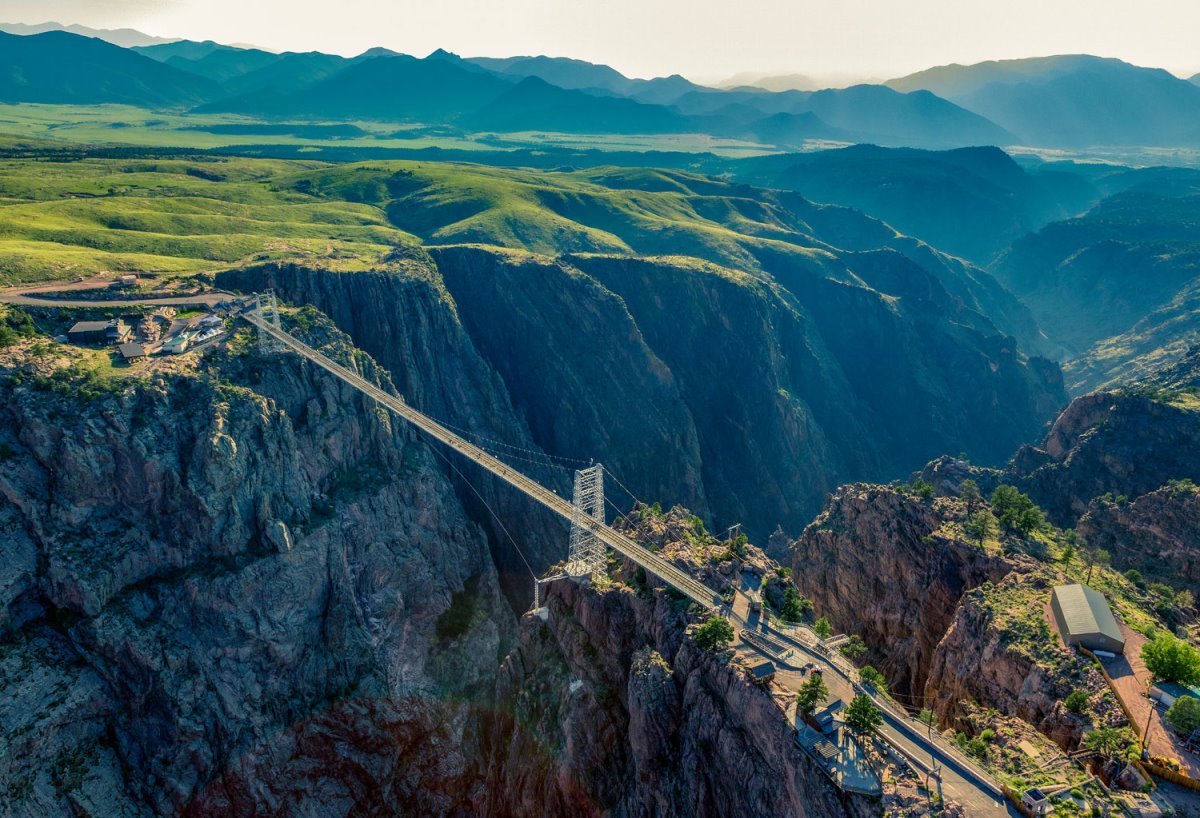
[6,0,1200,82]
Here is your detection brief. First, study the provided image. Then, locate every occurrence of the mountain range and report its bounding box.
[888,55,1200,148]
[5,25,1200,152]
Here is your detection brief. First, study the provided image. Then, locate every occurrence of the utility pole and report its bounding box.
[1141,677,1157,757]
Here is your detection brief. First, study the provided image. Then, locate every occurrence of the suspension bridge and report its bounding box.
[244,296,725,612]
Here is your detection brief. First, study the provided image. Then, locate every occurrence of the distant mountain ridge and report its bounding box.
[0,21,178,48]
[888,55,1200,147]
[10,27,1200,153]
[0,30,215,106]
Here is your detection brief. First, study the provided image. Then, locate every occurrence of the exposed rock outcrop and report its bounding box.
[480,578,882,818]
[1078,483,1200,596]
[1009,391,1200,525]
[0,324,514,816]
[788,486,1013,697]
[923,572,1116,749]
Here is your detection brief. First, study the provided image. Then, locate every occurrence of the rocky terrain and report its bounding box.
[923,571,1119,748]
[913,387,1200,529]
[0,317,910,818]
[784,483,1139,754]
[1078,481,1200,596]
[0,321,516,815]
[481,580,866,818]
[788,486,1014,697]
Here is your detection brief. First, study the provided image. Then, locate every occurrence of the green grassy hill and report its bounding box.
[0,157,416,282]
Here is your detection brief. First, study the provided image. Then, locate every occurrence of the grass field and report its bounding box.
[0,150,866,286]
[0,156,422,283]
[0,103,779,158]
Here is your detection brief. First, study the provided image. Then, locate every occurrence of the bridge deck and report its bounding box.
[245,311,723,612]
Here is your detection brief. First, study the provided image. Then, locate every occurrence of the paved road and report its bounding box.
[0,291,239,308]
[731,581,1017,818]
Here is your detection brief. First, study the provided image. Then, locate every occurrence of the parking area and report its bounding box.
[1101,624,1200,777]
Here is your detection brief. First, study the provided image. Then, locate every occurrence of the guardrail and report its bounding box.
[766,620,1005,799]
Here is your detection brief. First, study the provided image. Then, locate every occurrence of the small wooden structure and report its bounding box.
[117,343,146,362]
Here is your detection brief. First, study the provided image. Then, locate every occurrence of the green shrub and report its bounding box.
[1064,690,1090,714]
[692,617,735,653]
[860,665,886,690]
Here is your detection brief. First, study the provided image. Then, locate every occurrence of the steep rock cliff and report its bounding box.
[0,322,514,816]
[480,578,884,818]
[788,486,1014,697]
[922,572,1114,749]
[220,238,1065,549]
[1009,391,1200,525]
[1078,483,1200,596]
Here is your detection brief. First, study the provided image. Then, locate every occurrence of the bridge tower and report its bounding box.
[255,289,284,353]
[566,464,605,578]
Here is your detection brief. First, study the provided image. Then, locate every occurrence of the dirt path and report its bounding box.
[1103,624,1200,775]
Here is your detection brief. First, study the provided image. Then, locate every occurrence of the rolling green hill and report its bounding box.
[0,156,416,282]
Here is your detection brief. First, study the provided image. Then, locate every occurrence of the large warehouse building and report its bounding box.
[1050,583,1125,654]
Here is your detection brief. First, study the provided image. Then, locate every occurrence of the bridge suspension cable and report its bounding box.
[244,308,723,612]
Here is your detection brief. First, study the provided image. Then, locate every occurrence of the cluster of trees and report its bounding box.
[1142,633,1200,686]
[958,480,1048,547]
[989,484,1044,535]
[795,673,881,734]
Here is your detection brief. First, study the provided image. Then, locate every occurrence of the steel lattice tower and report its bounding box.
[256,289,283,353]
[566,465,605,578]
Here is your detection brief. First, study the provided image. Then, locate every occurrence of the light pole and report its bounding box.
[1141,677,1157,758]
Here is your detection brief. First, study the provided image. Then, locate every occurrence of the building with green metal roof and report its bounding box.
[1050,583,1125,654]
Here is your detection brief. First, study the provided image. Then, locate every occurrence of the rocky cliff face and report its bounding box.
[784,485,1127,752]
[1009,391,1200,526]
[479,577,880,818]
[1078,483,1200,596]
[0,323,514,816]
[788,486,1013,697]
[922,572,1115,749]
[912,388,1200,530]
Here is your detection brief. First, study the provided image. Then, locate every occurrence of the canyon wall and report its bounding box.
[0,324,513,815]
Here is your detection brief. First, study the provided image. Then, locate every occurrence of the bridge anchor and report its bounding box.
[531,572,568,619]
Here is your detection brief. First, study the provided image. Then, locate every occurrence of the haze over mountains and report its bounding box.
[889,55,1200,148]
[4,25,1200,151]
